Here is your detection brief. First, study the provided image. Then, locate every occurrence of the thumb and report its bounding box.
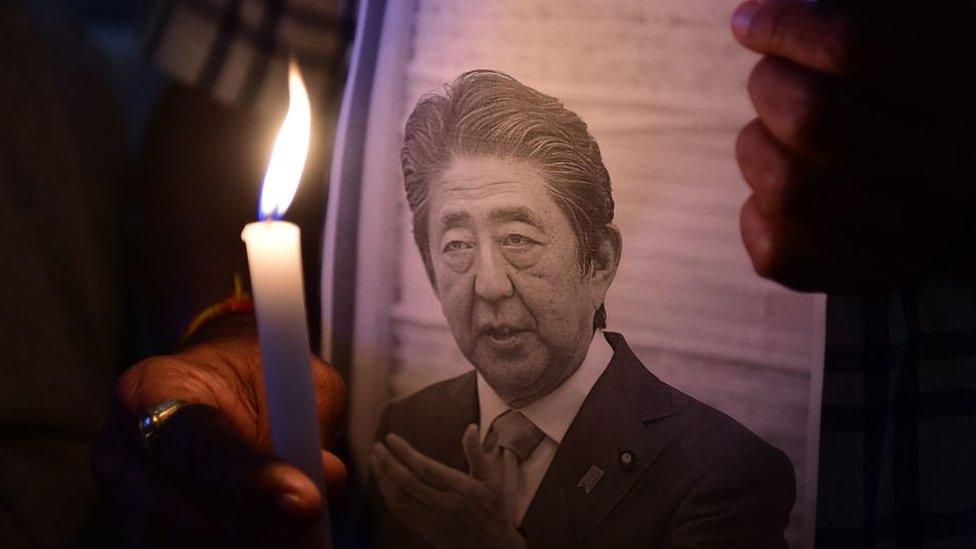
[152,404,323,525]
[462,423,492,481]
[462,424,510,494]
[500,449,518,521]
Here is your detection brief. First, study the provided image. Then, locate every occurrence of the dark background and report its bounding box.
[38,0,160,150]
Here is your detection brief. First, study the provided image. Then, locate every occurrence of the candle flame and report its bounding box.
[259,61,311,220]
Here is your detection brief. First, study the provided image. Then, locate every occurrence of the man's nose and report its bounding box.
[474,246,514,302]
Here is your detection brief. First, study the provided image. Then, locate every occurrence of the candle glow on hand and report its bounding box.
[259,61,312,220]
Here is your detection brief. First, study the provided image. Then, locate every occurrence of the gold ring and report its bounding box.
[137,399,189,453]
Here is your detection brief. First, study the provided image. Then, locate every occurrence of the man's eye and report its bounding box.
[501,234,534,247]
[443,240,473,253]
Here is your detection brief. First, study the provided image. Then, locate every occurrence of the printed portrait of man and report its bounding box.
[368,70,796,548]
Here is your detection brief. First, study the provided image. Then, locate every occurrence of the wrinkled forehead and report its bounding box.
[426,155,564,231]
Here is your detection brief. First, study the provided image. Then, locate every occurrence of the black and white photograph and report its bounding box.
[322,1,827,547]
[364,69,798,547]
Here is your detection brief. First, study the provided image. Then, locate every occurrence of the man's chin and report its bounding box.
[471,346,546,399]
[480,371,541,403]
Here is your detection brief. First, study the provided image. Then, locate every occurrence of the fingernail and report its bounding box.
[274,492,305,517]
[732,1,758,35]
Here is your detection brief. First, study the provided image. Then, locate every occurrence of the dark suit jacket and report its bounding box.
[372,332,796,548]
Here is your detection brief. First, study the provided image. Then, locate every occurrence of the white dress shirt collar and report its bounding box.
[477,330,615,445]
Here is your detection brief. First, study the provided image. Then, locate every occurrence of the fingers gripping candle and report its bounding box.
[241,62,331,545]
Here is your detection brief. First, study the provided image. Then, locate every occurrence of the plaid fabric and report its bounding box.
[144,0,347,108]
[817,275,976,548]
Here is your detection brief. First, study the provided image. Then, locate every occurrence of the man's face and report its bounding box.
[426,155,611,406]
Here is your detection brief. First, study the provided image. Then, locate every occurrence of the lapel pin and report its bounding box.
[619,449,636,471]
[577,465,604,494]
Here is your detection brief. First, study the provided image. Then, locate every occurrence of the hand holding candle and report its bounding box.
[92,56,344,547]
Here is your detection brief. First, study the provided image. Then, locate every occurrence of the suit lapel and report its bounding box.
[395,371,479,473]
[439,372,480,472]
[520,333,686,544]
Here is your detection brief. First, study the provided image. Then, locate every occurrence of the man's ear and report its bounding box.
[588,223,622,306]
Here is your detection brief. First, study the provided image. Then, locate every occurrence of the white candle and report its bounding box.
[241,61,331,545]
[242,221,325,491]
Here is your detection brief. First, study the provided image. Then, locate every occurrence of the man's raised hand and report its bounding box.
[371,425,526,549]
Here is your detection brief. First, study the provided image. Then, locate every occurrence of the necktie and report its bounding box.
[483,410,545,462]
[483,410,546,523]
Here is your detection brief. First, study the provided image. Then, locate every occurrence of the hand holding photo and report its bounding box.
[368,70,795,548]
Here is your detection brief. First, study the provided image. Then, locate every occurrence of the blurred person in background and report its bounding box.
[0,2,126,546]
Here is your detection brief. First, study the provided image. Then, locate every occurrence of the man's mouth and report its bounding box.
[480,326,531,348]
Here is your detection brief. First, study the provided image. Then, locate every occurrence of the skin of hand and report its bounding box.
[370,425,527,549]
[92,315,347,548]
[732,0,976,293]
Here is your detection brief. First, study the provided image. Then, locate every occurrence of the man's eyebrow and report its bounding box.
[438,211,471,230]
[489,207,546,230]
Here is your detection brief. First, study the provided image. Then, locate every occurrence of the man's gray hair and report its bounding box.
[401,70,615,329]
